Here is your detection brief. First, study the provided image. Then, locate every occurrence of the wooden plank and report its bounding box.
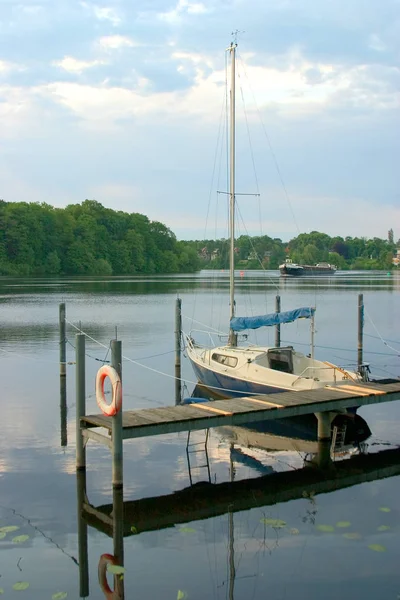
[325,385,370,397]
[339,384,386,395]
[190,403,233,416]
[211,399,269,415]
[82,415,112,429]
[241,396,284,408]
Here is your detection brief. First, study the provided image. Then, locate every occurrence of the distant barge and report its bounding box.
[280,259,337,276]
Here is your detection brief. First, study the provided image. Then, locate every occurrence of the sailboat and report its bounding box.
[184,41,360,397]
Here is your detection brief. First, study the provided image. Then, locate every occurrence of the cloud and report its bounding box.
[0,0,398,242]
[97,35,138,50]
[81,2,122,26]
[52,56,108,74]
[158,0,210,23]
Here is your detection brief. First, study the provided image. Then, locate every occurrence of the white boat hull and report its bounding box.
[185,340,359,397]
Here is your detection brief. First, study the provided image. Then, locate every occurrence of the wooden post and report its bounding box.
[275,295,281,348]
[315,411,332,440]
[175,298,182,405]
[76,333,86,470]
[358,293,364,375]
[76,470,89,598]
[111,340,123,489]
[60,374,67,447]
[112,485,125,599]
[59,303,66,376]
[310,311,315,360]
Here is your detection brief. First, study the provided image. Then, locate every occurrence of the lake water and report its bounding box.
[0,270,399,599]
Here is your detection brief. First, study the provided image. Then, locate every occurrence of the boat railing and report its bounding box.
[185,329,216,349]
[291,363,356,387]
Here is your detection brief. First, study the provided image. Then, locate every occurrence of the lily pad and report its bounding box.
[290,528,300,535]
[52,593,68,600]
[379,507,391,513]
[12,582,30,591]
[0,526,19,533]
[179,527,196,533]
[260,518,287,528]
[316,524,335,533]
[177,591,187,600]
[336,521,351,528]
[106,564,125,575]
[368,544,386,552]
[377,525,390,532]
[0,532,6,540]
[12,535,30,543]
[343,532,362,540]
[0,588,4,594]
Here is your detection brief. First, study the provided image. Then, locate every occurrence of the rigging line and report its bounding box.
[182,313,226,335]
[236,201,280,293]
[364,308,400,356]
[280,338,399,356]
[237,52,301,236]
[364,332,400,346]
[237,67,262,235]
[192,82,227,332]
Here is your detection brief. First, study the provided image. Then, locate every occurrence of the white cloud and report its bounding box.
[97,35,138,50]
[52,56,107,74]
[0,59,25,75]
[80,2,122,26]
[41,51,399,127]
[158,0,209,23]
[368,34,388,52]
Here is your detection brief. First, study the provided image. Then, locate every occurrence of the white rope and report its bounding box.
[364,308,400,357]
[182,314,225,335]
[65,319,109,350]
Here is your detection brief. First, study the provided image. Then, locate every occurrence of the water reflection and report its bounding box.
[75,406,400,599]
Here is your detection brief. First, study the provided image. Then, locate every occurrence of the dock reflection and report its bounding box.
[76,421,400,598]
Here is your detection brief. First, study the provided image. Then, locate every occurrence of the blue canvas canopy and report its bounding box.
[230,307,315,332]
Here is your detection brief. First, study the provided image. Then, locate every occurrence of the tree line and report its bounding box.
[187,230,398,271]
[0,200,397,275]
[0,200,200,276]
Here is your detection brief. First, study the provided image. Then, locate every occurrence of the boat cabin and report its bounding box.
[254,347,294,374]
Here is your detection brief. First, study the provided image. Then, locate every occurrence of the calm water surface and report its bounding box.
[0,270,399,599]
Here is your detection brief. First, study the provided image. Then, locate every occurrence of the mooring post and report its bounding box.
[76,470,89,598]
[313,411,334,469]
[310,310,315,360]
[60,374,67,448]
[76,333,86,470]
[112,485,125,599]
[111,339,123,489]
[175,297,182,405]
[59,302,66,376]
[358,293,364,375]
[315,411,332,440]
[275,295,281,348]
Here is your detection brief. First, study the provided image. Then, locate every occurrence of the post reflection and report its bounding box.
[76,414,400,599]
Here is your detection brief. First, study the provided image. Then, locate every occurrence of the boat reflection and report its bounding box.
[188,384,372,460]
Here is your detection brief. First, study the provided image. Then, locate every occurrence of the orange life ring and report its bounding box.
[96,365,122,417]
[98,553,120,599]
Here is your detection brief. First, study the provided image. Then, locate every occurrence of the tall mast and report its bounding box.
[228,41,237,347]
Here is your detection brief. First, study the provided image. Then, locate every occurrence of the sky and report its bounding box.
[0,0,399,242]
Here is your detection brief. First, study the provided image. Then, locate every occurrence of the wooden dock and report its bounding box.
[81,381,400,446]
[80,446,400,537]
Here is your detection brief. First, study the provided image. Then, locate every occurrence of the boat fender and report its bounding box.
[182,397,210,404]
[98,553,122,599]
[96,365,122,417]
